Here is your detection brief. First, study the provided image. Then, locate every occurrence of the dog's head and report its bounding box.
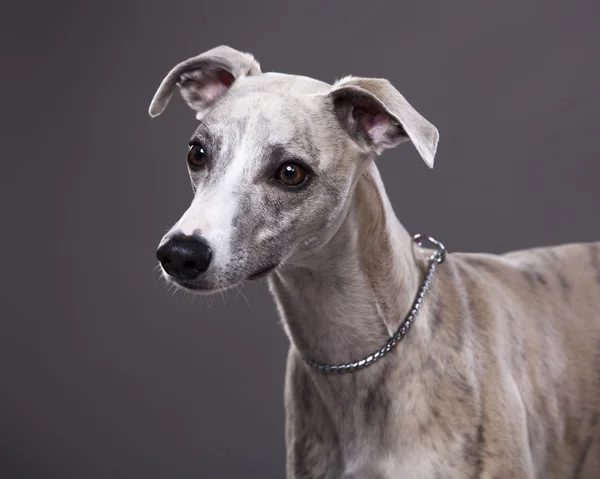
[150,45,438,293]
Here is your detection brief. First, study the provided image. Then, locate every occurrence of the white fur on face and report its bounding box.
[170,130,260,270]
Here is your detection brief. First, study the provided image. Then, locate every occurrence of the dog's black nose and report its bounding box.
[156,235,213,280]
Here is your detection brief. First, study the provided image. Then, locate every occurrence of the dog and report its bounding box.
[149,45,600,478]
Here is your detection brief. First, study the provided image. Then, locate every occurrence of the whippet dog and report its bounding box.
[149,46,600,478]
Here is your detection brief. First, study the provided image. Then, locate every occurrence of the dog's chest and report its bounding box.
[285,355,483,479]
[288,417,473,479]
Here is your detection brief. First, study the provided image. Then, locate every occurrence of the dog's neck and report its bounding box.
[268,161,423,374]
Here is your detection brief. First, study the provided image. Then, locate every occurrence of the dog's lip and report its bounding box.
[164,263,279,291]
[171,278,219,294]
[178,282,208,291]
[247,263,279,280]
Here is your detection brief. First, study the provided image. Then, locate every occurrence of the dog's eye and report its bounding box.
[187,144,206,168]
[276,163,307,187]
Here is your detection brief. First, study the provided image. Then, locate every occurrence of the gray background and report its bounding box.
[1,0,599,477]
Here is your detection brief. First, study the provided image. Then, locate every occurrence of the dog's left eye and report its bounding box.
[188,144,207,168]
[276,163,308,187]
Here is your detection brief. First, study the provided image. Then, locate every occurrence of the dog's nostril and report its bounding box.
[156,250,171,266]
[183,260,198,270]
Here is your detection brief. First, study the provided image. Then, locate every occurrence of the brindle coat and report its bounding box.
[278,166,600,478]
[150,46,600,478]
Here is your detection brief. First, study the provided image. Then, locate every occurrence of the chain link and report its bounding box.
[303,234,446,374]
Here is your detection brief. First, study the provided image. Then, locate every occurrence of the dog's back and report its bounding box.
[448,242,600,477]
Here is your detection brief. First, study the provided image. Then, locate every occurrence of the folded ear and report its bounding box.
[329,76,439,168]
[148,45,261,119]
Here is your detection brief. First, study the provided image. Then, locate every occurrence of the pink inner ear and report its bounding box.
[180,68,236,111]
[366,113,393,142]
[215,69,235,88]
[201,80,229,104]
[352,106,392,143]
[199,69,235,104]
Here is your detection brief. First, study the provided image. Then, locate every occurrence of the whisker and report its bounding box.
[235,283,250,307]
[206,294,216,309]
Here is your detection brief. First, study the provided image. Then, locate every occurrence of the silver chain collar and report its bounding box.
[303,234,446,374]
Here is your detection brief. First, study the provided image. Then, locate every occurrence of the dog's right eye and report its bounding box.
[187,144,207,168]
[276,163,308,187]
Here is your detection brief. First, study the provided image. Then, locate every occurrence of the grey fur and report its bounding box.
[150,46,600,478]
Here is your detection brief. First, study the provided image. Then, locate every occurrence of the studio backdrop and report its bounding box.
[1,1,599,478]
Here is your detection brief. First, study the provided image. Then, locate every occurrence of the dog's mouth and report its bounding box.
[164,262,279,294]
[171,279,221,295]
[247,263,279,280]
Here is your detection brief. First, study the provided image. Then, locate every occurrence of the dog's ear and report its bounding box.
[329,76,439,168]
[148,45,261,119]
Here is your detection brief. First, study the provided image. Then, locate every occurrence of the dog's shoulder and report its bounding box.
[440,241,600,342]
[447,241,600,292]
[502,240,600,267]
